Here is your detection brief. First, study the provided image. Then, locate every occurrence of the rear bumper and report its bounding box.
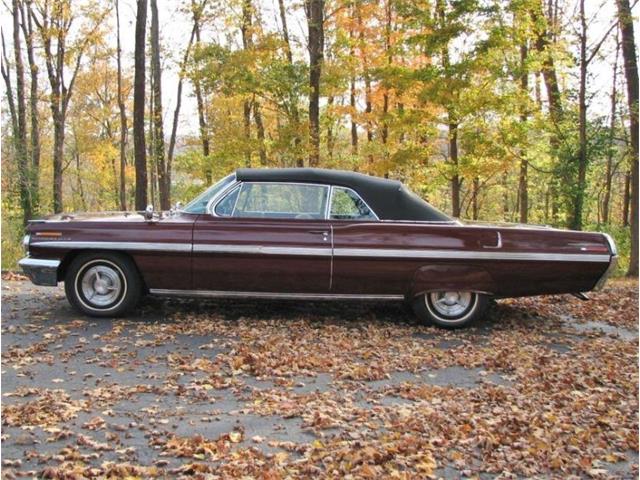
[18,257,60,286]
[593,255,618,291]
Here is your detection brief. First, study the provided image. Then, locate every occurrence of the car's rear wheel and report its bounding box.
[64,252,141,317]
[412,290,488,328]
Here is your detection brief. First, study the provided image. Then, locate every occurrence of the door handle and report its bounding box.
[483,231,502,249]
[308,230,330,242]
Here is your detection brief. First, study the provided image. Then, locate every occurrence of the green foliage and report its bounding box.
[2,200,25,270]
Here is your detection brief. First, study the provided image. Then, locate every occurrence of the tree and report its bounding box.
[31,0,105,213]
[305,0,324,166]
[9,0,32,222]
[115,0,127,210]
[190,0,211,181]
[168,16,200,185]
[277,0,302,166]
[150,0,169,209]
[602,31,620,225]
[616,0,638,276]
[20,0,40,216]
[133,0,148,210]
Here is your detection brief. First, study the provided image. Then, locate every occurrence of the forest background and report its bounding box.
[1,0,638,276]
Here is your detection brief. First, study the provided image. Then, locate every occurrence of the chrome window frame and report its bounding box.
[212,181,331,219]
[327,185,380,221]
[212,183,242,217]
[181,173,237,215]
[206,177,241,216]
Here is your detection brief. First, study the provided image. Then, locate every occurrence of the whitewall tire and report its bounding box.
[412,290,489,328]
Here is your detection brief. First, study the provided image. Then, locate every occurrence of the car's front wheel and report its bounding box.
[412,290,488,328]
[64,252,141,317]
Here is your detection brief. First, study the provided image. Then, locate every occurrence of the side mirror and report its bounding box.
[144,204,154,220]
[175,201,183,210]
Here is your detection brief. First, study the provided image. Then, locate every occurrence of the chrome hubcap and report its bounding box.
[80,265,122,307]
[429,291,473,317]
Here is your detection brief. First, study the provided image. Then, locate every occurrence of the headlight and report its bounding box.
[22,234,30,253]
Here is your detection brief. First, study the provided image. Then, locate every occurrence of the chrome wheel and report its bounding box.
[74,260,127,311]
[428,291,473,318]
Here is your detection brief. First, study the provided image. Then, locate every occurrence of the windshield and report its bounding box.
[183,174,236,214]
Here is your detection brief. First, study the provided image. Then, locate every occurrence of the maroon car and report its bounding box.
[19,168,617,328]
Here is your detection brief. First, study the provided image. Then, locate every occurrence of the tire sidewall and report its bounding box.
[65,253,140,317]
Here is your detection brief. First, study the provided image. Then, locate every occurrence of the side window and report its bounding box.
[233,183,329,219]
[330,187,376,220]
[213,186,240,216]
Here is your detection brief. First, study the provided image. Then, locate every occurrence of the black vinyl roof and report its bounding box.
[235,168,451,222]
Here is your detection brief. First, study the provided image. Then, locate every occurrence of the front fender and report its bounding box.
[410,264,496,298]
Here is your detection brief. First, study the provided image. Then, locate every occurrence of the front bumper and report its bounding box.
[18,257,60,286]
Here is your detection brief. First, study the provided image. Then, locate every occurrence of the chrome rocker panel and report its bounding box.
[149,289,405,301]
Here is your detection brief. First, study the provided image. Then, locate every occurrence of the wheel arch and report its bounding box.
[58,250,148,292]
[409,264,496,298]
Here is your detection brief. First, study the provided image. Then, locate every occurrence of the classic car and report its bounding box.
[19,168,618,328]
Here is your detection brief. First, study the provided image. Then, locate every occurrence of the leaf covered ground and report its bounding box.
[1,278,638,479]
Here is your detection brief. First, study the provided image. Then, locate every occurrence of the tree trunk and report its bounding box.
[1,32,18,141]
[381,0,392,148]
[472,177,479,220]
[20,0,39,216]
[150,0,169,209]
[571,0,587,230]
[449,120,461,218]
[134,0,148,210]
[616,0,639,276]
[277,0,302,167]
[349,1,358,156]
[168,22,198,188]
[12,0,32,222]
[241,0,253,166]
[350,77,358,155]
[306,0,324,166]
[623,169,630,226]
[532,0,563,124]
[603,31,620,225]
[243,101,252,166]
[518,42,529,224]
[52,114,64,212]
[502,171,510,221]
[190,0,211,182]
[253,99,267,165]
[116,0,127,210]
[327,95,335,160]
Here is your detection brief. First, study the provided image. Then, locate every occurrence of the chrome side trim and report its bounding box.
[333,248,610,262]
[30,241,191,252]
[193,244,332,256]
[30,240,611,262]
[149,289,404,301]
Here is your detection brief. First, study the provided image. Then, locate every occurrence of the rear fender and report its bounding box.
[410,264,496,298]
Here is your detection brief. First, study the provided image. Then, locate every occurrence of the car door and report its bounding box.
[193,182,332,293]
[326,186,408,295]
